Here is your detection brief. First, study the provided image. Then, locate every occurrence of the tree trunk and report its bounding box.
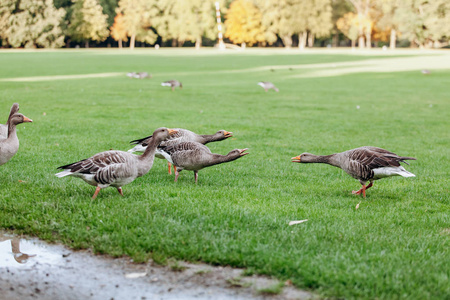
[195,37,201,49]
[389,29,396,49]
[85,40,89,48]
[241,42,246,49]
[298,32,307,50]
[332,32,338,47]
[351,39,356,49]
[282,35,292,48]
[307,33,315,48]
[365,24,372,48]
[358,35,365,49]
[130,34,136,49]
[118,39,122,49]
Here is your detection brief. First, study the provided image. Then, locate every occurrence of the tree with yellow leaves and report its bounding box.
[110,13,127,48]
[336,12,359,48]
[224,0,264,48]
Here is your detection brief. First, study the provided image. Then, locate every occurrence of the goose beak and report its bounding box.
[224,131,233,138]
[168,129,178,135]
[291,155,301,163]
[23,116,33,123]
[239,148,249,156]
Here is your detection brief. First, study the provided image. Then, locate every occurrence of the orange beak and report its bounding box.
[224,131,233,138]
[291,155,301,163]
[168,129,178,135]
[239,148,249,156]
[23,116,33,123]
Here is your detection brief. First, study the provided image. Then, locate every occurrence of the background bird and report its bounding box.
[158,141,248,183]
[0,103,32,166]
[291,146,416,197]
[128,128,233,174]
[257,81,279,92]
[55,127,177,199]
[161,80,182,91]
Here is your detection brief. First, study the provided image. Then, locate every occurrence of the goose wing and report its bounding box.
[57,151,132,185]
[159,142,211,167]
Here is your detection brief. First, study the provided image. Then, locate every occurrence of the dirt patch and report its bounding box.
[0,231,313,300]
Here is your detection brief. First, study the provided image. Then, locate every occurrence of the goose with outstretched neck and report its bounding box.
[0,103,33,166]
[159,142,248,183]
[128,128,233,174]
[56,127,177,199]
[291,146,416,197]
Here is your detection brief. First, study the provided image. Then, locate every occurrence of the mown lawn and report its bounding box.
[0,49,449,299]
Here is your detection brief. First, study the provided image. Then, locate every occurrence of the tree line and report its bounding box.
[0,0,449,49]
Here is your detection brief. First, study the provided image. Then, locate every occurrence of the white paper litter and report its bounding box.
[289,220,308,226]
[124,272,147,279]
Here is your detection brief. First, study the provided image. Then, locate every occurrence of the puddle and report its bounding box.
[0,231,312,300]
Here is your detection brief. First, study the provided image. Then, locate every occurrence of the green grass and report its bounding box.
[0,49,449,299]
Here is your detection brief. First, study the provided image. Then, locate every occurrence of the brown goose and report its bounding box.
[128,128,233,174]
[55,128,177,199]
[257,81,279,92]
[161,80,182,91]
[0,103,32,166]
[291,146,416,197]
[159,142,248,183]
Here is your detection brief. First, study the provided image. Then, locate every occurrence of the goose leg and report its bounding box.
[352,185,367,198]
[92,186,101,199]
[194,171,198,184]
[174,169,179,182]
[168,162,172,174]
[117,187,124,196]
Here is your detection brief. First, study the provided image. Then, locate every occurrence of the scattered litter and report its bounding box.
[43,112,46,116]
[356,105,360,109]
[124,272,147,279]
[355,201,361,210]
[289,220,308,226]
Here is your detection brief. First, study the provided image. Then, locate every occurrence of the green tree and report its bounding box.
[5,0,65,48]
[116,0,157,49]
[68,0,109,47]
[224,0,264,48]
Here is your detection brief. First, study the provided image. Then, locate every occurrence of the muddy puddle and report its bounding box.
[0,231,312,300]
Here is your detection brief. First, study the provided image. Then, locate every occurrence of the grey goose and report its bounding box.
[56,127,177,199]
[0,103,32,166]
[257,81,279,92]
[161,80,182,91]
[158,142,248,183]
[128,128,233,174]
[291,146,416,197]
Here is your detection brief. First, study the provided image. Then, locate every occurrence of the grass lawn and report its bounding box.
[0,49,449,299]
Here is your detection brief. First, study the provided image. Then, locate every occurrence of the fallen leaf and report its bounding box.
[356,201,361,210]
[124,272,147,279]
[289,220,308,226]
[43,112,46,116]
[18,180,27,183]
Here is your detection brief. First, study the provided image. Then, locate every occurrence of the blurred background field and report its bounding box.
[0,49,449,299]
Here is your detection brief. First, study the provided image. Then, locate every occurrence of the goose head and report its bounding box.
[291,153,315,163]
[10,113,32,125]
[152,127,178,143]
[216,130,233,140]
[228,148,249,158]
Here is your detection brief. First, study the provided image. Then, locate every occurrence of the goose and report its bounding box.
[128,128,233,174]
[134,72,151,79]
[257,81,279,92]
[0,103,20,138]
[161,80,182,91]
[55,127,177,199]
[158,142,249,183]
[0,103,33,166]
[291,146,416,197]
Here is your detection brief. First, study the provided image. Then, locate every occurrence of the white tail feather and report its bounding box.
[55,170,73,178]
[373,166,415,179]
[161,82,171,87]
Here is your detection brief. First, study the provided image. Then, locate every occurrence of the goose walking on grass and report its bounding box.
[291,146,416,197]
[128,128,233,174]
[158,142,248,183]
[0,103,33,166]
[56,128,177,199]
[257,81,279,92]
[161,80,182,91]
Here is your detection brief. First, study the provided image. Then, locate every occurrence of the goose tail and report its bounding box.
[55,170,72,178]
